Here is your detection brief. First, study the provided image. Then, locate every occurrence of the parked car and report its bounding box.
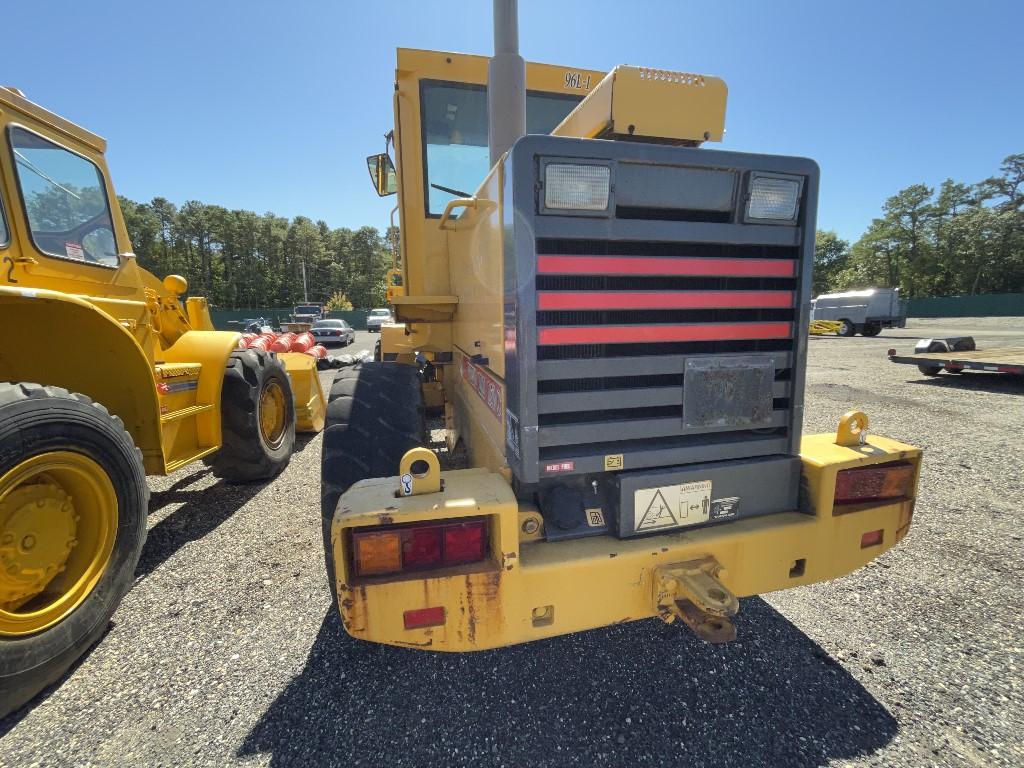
[366,308,393,332]
[311,319,354,346]
[810,288,907,337]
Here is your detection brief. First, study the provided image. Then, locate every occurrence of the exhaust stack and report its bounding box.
[488,0,526,167]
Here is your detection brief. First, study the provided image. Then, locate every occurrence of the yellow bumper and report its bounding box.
[331,433,920,650]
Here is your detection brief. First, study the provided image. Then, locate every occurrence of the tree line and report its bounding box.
[118,196,395,309]
[814,154,1023,297]
[118,152,1022,310]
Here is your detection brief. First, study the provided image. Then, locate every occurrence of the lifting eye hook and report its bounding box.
[397,447,442,497]
[835,410,869,447]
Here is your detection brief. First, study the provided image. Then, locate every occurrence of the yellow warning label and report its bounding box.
[604,454,624,471]
[584,508,605,527]
[634,480,712,531]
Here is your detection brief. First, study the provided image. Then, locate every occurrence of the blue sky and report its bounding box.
[5,1,1020,243]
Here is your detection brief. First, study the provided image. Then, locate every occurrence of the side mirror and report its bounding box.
[366,153,397,197]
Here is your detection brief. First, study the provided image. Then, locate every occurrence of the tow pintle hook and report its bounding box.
[654,557,738,644]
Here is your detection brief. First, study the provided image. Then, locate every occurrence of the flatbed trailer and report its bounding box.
[888,337,1024,377]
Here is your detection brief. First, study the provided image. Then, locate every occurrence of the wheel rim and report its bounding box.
[259,381,287,449]
[0,452,117,636]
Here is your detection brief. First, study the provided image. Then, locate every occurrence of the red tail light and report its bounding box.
[834,461,914,507]
[443,521,488,564]
[402,526,443,569]
[351,517,489,577]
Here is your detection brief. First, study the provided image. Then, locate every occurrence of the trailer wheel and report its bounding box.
[918,365,943,376]
[206,349,296,483]
[0,383,148,719]
[862,323,882,337]
[837,320,855,337]
[320,363,424,600]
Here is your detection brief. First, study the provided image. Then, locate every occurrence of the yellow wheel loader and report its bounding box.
[0,86,325,716]
[321,2,923,652]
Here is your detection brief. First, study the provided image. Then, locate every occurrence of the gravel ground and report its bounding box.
[1,321,1022,768]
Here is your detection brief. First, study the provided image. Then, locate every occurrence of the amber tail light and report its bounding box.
[352,517,489,578]
[834,462,915,507]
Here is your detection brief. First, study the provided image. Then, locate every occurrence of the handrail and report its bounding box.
[437,197,477,231]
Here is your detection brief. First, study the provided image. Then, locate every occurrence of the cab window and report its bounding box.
[420,82,583,216]
[9,126,118,266]
[0,193,8,247]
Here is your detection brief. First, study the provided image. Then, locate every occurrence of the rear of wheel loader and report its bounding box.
[321,29,923,652]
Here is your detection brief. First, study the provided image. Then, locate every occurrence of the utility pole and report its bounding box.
[301,258,309,303]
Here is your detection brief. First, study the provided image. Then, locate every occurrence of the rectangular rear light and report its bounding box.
[860,529,884,548]
[747,174,802,221]
[834,462,914,507]
[402,525,443,569]
[544,163,611,211]
[351,517,489,578]
[403,606,446,629]
[353,532,402,576]
[443,521,487,565]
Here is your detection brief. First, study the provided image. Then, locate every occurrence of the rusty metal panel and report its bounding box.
[682,356,775,430]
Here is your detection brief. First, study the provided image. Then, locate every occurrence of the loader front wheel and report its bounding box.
[320,363,425,600]
[207,349,296,483]
[0,383,147,719]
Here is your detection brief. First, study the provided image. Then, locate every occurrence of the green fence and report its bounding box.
[907,293,1024,318]
[209,308,372,330]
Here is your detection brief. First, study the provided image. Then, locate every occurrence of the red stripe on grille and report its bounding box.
[537,290,794,311]
[537,255,796,278]
[538,322,793,345]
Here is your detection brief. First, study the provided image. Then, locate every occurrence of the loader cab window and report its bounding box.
[420,81,582,216]
[9,126,119,267]
[0,193,8,248]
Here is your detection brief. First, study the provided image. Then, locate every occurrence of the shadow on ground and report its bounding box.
[239,599,896,768]
[906,372,1023,395]
[293,432,320,453]
[136,469,265,579]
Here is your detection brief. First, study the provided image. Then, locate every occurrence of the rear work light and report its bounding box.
[747,174,802,221]
[544,163,611,211]
[834,462,915,507]
[352,517,488,578]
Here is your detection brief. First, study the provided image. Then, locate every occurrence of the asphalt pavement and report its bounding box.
[1,320,1021,768]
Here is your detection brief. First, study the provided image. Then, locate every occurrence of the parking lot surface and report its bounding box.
[1,320,1022,767]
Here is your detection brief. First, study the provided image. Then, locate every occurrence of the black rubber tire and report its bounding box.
[206,349,295,483]
[918,365,943,376]
[320,363,424,600]
[0,383,148,719]
[837,320,856,337]
[862,323,882,337]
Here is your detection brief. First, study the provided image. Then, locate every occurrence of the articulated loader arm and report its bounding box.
[551,65,727,145]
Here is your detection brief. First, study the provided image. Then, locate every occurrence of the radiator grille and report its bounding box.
[533,237,800,467]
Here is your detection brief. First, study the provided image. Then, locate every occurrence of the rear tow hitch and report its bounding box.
[654,558,739,644]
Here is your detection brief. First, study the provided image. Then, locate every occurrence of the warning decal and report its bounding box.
[634,480,712,532]
[636,489,677,531]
